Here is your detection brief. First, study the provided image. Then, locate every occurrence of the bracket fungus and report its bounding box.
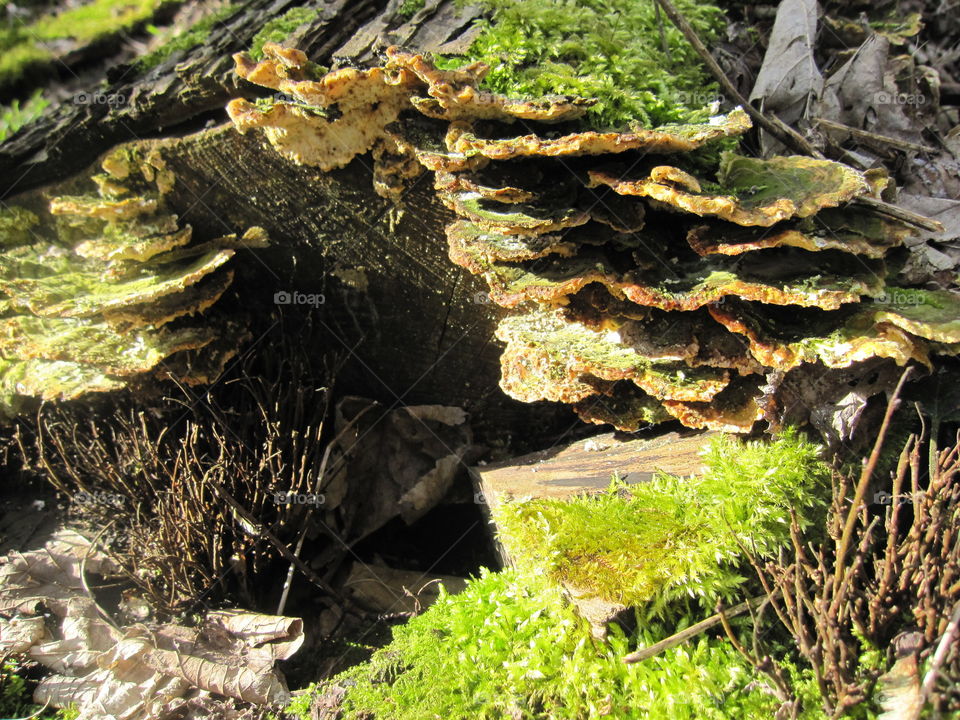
[229,43,960,434]
[0,145,267,417]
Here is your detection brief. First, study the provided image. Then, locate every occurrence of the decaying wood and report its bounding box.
[472,430,717,514]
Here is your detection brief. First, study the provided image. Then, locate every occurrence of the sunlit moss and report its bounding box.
[32,0,167,41]
[289,568,791,720]
[0,90,50,143]
[397,0,426,19]
[0,0,170,86]
[135,3,240,72]
[248,6,320,60]
[435,0,727,129]
[493,430,830,614]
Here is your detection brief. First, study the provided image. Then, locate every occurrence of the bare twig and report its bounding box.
[832,367,912,600]
[816,117,938,154]
[276,400,375,616]
[207,472,340,600]
[622,594,771,663]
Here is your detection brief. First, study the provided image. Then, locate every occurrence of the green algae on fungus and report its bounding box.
[0,144,266,417]
[445,110,751,160]
[0,316,217,375]
[432,0,729,130]
[440,191,589,234]
[227,43,952,435]
[228,43,751,195]
[708,298,931,372]
[686,209,908,258]
[496,306,732,404]
[474,245,885,312]
[588,154,870,227]
[868,287,960,344]
[492,430,830,612]
[294,568,786,720]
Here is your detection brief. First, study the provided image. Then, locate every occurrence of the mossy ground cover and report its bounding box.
[435,0,728,129]
[288,431,831,719]
[0,659,78,720]
[494,430,831,615]
[290,568,808,720]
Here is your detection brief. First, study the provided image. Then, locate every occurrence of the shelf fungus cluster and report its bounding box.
[229,43,960,433]
[0,146,267,417]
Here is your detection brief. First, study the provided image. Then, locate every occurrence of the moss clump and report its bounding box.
[397,0,426,19]
[31,0,166,41]
[248,6,320,60]
[0,90,49,143]
[494,429,830,613]
[0,0,170,86]
[291,568,789,720]
[135,3,240,72]
[435,0,727,129]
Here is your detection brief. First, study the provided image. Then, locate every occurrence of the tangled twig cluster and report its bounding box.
[735,378,960,718]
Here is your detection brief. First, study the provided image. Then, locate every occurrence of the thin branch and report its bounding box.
[207,477,340,600]
[622,594,771,663]
[832,367,912,600]
[815,117,938,154]
[652,0,820,158]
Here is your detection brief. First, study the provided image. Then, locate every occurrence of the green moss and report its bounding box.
[0,40,52,87]
[291,568,791,720]
[494,429,830,614]
[1,658,80,719]
[32,0,167,41]
[248,6,320,60]
[135,3,240,72]
[0,0,170,86]
[0,90,50,143]
[397,0,426,19]
[435,0,728,129]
